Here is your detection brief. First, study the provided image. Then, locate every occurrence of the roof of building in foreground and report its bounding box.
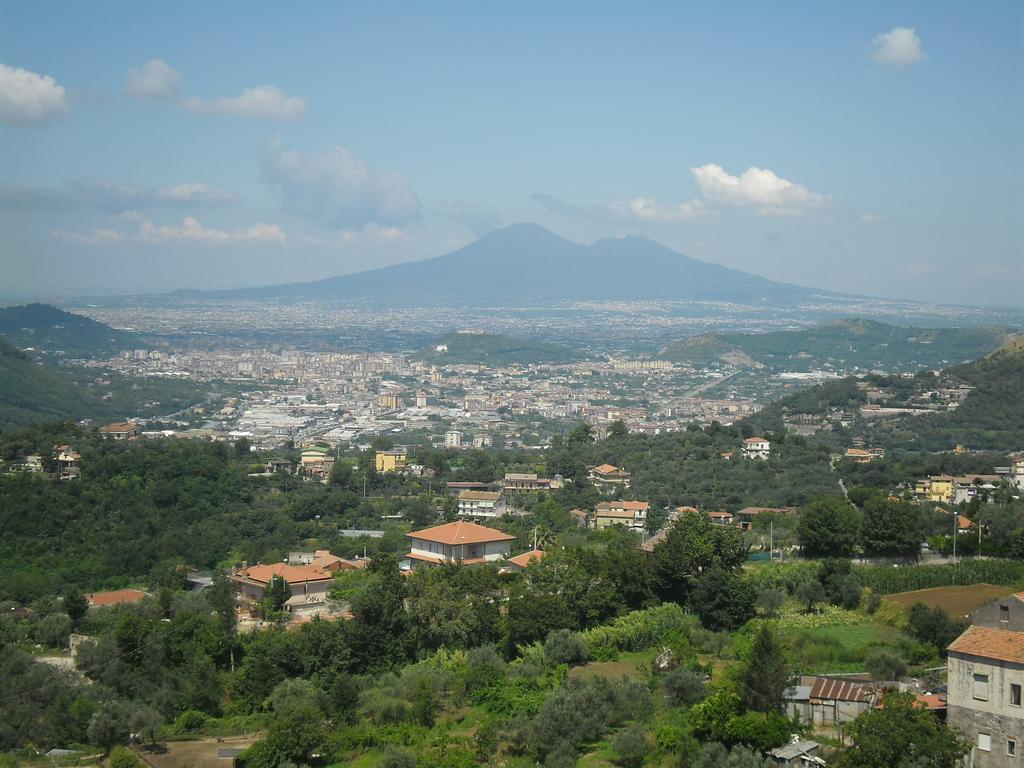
[948,625,1024,665]
[408,520,516,545]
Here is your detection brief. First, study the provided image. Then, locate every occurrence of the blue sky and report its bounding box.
[1,1,1021,305]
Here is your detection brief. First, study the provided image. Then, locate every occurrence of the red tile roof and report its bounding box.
[948,625,1024,664]
[507,550,547,568]
[87,589,148,607]
[234,563,333,585]
[407,520,515,545]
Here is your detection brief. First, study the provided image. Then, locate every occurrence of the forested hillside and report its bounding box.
[744,339,1024,452]
[0,336,215,430]
[662,318,1010,372]
[0,303,138,358]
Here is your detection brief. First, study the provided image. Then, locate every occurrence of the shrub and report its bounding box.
[544,629,589,667]
[865,648,908,680]
[611,724,652,768]
[661,667,706,706]
[866,592,882,614]
[381,746,417,768]
[581,604,693,659]
[172,709,209,732]
[109,747,141,768]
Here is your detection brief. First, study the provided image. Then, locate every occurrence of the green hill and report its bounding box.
[745,336,1024,451]
[0,303,138,359]
[662,319,1011,373]
[416,331,586,366]
[0,336,209,431]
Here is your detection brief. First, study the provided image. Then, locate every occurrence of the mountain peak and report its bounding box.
[197,223,836,306]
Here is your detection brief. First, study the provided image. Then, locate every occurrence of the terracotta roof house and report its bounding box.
[588,463,632,490]
[229,559,337,616]
[98,422,138,440]
[708,511,735,526]
[594,500,650,532]
[86,589,149,607]
[742,436,771,459]
[947,624,1024,765]
[405,520,515,568]
[504,549,547,571]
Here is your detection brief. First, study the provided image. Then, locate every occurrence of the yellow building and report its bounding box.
[376,394,401,410]
[375,449,408,473]
[915,475,955,504]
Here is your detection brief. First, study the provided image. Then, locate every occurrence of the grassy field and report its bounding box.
[784,622,900,673]
[884,583,1010,619]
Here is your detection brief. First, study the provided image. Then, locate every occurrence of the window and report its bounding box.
[1012,684,1022,707]
[1009,740,1017,757]
[974,673,990,701]
[1002,604,1011,623]
[979,733,992,752]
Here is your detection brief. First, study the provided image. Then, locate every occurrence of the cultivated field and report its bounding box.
[884,583,1010,618]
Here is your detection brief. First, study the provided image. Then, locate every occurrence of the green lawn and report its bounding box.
[785,622,900,672]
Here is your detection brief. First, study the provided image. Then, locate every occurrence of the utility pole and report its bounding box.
[952,510,957,562]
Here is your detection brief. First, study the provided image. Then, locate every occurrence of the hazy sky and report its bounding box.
[2,1,1021,306]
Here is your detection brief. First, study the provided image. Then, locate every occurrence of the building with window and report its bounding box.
[587,463,632,491]
[404,520,515,568]
[594,500,649,532]
[457,490,507,519]
[375,449,408,473]
[742,436,771,460]
[947,618,1024,767]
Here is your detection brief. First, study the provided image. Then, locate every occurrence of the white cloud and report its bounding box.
[0,177,240,211]
[605,197,707,222]
[298,223,410,247]
[0,63,70,125]
[861,212,881,223]
[259,140,421,229]
[871,27,927,68]
[537,164,827,224]
[531,193,707,224]
[53,215,285,245]
[124,59,181,101]
[183,86,306,120]
[691,164,829,215]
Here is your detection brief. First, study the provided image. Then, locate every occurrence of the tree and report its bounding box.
[568,422,594,446]
[861,497,923,558]
[611,723,651,768]
[36,612,72,648]
[62,589,89,628]
[544,629,589,667]
[756,588,785,617]
[795,580,826,613]
[835,691,969,768]
[608,421,629,440]
[87,699,134,753]
[651,512,747,605]
[906,603,967,651]
[690,567,756,632]
[662,667,706,706]
[264,575,291,614]
[797,497,862,557]
[261,697,326,766]
[739,624,790,713]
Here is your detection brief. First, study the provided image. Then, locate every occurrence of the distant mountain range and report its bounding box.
[0,303,137,359]
[184,223,837,306]
[661,319,1012,373]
